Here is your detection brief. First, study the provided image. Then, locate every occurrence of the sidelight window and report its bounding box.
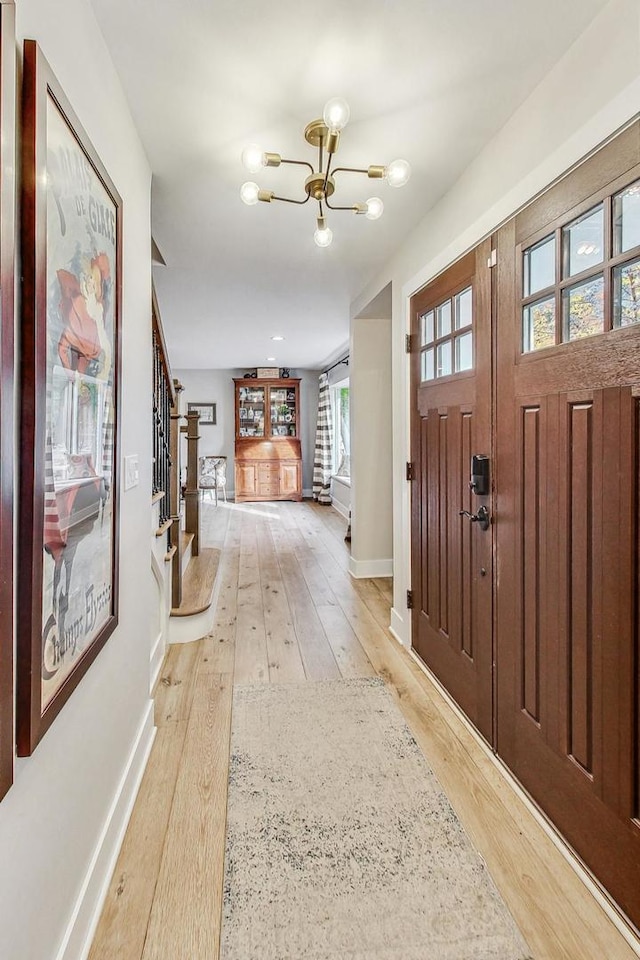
[521,177,640,353]
[419,285,473,381]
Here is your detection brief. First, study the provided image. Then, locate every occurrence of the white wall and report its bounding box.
[0,3,153,959]
[350,0,640,647]
[174,367,242,495]
[175,368,320,496]
[349,317,393,578]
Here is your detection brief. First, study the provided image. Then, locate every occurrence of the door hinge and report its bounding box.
[487,249,497,268]
[405,333,412,353]
[406,461,414,481]
[406,589,414,609]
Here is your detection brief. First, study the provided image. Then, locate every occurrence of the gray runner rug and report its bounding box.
[221,677,533,960]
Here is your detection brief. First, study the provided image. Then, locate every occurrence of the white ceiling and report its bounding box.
[90,0,608,370]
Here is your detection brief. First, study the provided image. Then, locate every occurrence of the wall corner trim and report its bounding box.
[55,702,156,960]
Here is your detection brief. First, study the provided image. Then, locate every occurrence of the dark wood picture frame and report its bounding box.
[187,401,216,425]
[18,40,122,755]
[0,0,16,800]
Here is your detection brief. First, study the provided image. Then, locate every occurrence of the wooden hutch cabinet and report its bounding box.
[233,377,302,502]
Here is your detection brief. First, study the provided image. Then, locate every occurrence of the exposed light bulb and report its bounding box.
[266,357,276,362]
[271,336,285,341]
[241,144,265,173]
[240,181,260,205]
[365,197,384,221]
[323,97,350,133]
[314,225,333,248]
[384,158,411,188]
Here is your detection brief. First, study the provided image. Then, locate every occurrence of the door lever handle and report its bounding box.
[458,505,491,531]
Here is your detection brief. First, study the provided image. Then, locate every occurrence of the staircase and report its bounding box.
[152,286,221,650]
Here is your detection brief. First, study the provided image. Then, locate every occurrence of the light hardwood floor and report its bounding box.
[89,499,640,960]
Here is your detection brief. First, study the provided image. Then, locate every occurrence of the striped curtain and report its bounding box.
[313,372,333,504]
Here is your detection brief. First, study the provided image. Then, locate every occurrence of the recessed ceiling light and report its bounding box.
[266,357,276,362]
[271,336,284,341]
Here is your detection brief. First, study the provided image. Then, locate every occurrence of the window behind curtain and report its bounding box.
[332,381,350,477]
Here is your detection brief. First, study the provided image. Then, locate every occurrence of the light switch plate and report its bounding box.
[124,454,139,490]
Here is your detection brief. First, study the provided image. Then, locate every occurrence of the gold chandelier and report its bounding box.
[240,98,411,247]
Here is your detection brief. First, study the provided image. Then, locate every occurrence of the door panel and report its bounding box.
[235,463,257,498]
[279,461,300,498]
[411,240,493,742]
[495,131,640,925]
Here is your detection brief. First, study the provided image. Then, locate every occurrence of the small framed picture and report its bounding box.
[256,367,279,379]
[188,402,216,425]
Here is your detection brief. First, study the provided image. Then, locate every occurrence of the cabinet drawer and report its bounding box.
[258,482,280,497]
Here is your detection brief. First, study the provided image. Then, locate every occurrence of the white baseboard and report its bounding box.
[331,499,349,521]
[406,649,640,958]
[389,606,409,647]
[56,701,156,960]
[303,487,313,499]
[149,630,165,694]
[348,557,393,579]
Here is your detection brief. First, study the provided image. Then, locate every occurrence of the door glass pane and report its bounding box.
[613,258,640,328]
[437,341,452,377]
[437,300,452,338]
[613,181,640,255]
[563,275,604,341]
[563,204,604,277]
[421,348,435,382]
[239,385,265,404]
[420,310,434,345]
[523,234,555,296]
[522,296,556,352]
[455,287,472,329]
[455,331,473,371]
[239,384,265,437]
[270,386,296,434]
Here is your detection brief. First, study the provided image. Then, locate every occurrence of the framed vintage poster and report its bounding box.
[0,0,15,801]
[18,40,122,755]
[187,401,216,425]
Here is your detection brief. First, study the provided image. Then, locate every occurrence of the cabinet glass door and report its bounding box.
[238,385,265,437]
[269,386,297,437]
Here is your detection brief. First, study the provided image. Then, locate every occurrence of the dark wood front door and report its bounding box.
[411,122,640,928]
[410,240,494,742]
[494,124,640,927]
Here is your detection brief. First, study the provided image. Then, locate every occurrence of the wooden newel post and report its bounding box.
[183,410,200,557]
[170,379,183,610]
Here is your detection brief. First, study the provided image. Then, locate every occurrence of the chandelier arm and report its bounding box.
[279,158,315,175]
[331,166,369,176]
[271,193,311,205]
[324,197,359,211]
